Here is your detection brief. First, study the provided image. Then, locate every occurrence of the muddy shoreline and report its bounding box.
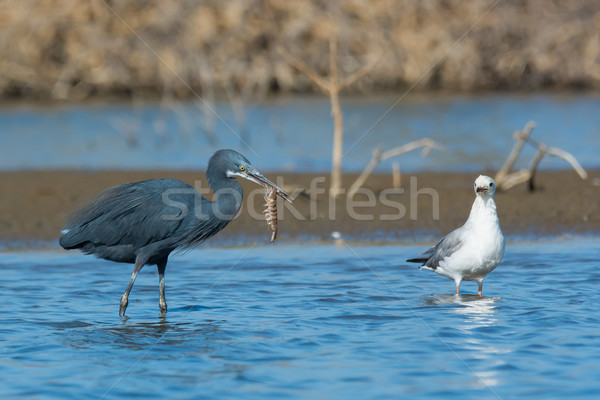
[1,169,598,248]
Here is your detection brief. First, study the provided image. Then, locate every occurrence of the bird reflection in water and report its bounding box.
[425,294,501,328]
[425,294,505,389]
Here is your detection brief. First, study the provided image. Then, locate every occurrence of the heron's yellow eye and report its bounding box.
[239,165,246,172]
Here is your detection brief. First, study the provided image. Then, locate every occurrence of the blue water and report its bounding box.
[1,239,599,399]
[1,93,599,172]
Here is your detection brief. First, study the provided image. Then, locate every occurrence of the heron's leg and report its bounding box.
[120,261,144,317]
[157,260,167,314]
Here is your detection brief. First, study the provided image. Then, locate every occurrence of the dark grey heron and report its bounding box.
[59,149,291,317]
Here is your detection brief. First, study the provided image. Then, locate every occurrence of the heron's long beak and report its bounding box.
[244,170,293,202]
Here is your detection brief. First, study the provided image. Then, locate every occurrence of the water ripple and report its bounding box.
[1,240,599,398]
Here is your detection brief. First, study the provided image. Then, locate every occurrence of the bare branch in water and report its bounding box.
[496,121,587,191]
[277,39,382,198]
[348,139,444,197]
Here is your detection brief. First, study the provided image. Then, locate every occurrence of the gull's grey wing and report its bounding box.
[406,227,465,269]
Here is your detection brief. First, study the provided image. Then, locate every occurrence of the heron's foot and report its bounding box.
[119,295,129,317]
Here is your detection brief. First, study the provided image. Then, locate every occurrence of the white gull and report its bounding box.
[407,175,505,296]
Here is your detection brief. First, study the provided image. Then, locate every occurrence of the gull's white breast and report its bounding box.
[438,219,504,281]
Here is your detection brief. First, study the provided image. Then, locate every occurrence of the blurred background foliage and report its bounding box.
[1,0,599,101]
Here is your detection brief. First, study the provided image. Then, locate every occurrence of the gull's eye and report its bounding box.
[490,182,494,187]
[239,165,246,172]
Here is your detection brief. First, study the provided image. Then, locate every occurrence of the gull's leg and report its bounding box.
[477,279,483,296]
[157,259,167,314]
[120,261,144,317]
[455,279,461,295]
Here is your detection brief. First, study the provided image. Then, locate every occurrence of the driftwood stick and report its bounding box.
[338,49,384,91]
[380,138,444,160]
[495,121,535,184]
[348,148,382,197]
[329,39,344,198]
[496,120,587,191]
[329,39,338,88]
[527,146,546,191]
[348,139,442,196]
[276,47,330,92]
[498,169,531,191]
[392,162,401,188]
[544,147,588,179]
[521,135,587,180]
[278,40,382,198]
[526,144,588,191]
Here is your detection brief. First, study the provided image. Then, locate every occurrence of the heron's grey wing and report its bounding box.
[422,227,466,270]
[60,179,191,249]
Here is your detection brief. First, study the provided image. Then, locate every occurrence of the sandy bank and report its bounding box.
[1,169,598,247]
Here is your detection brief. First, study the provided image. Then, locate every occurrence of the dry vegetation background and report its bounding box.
[1,0,599,101]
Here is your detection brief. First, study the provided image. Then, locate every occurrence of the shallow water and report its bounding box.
[1,239,599,399]
[1,93,599,172]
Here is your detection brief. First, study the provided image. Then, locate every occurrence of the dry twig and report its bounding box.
[278,40,383,198]
[495,121,588,191]
[348,138,443,196]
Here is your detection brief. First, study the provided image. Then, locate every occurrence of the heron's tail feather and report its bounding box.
[59,227,88,249]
